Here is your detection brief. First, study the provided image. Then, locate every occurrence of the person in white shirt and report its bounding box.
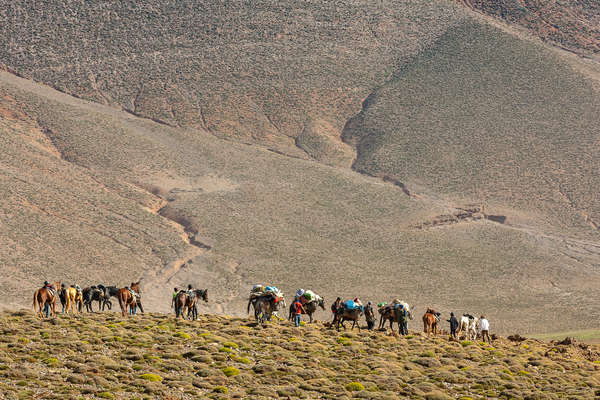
[480,315,491,343]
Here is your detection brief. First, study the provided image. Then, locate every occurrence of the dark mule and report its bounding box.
[334,307,363,331]
[58,285,67,314]
[248,295,285,324]
[83,286,112,312]
[378,302,415,332]
[118,281,143,317]
[33,282,60,318]
[100,285,120,310]
[288,297,325,323]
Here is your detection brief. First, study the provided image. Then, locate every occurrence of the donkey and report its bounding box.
[288,297,325,323]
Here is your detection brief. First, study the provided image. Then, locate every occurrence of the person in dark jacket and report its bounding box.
[447,312,459,339]
[330,297,342,326]
[365,301,376,330]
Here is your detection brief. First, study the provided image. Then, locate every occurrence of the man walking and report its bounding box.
[365,301,376,330]
[330,297,342,326]
[395,303,408,335]
[480,315,491,343]
[447,312,459,339]
[292,298,305,327]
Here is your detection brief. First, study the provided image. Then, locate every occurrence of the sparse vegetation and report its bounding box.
[0,311,598,399]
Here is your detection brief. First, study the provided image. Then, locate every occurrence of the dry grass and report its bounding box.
[0,311,598,399]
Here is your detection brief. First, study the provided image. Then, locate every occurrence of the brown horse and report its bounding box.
[174,289,209,320]
[118,281,143,317]
[288,297,325,323]
[33,282,60,318]
[423,308,440,335]
[334,306,363,331]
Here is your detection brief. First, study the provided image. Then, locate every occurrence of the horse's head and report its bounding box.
[407,304,415,320]
[131,281,141,294]
[318,297,325,310]
[200,289,208,302]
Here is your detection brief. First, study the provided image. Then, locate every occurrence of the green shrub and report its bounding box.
[336,337,352,346]
[460,341,473,347]
[223,366,239,377]
[213,386,228,394]
[42,357,59,367]
[97,392,115,399]
[420,350,435,357]
[139,373,163,382]
[222,341,238,348]
[173,331,191,339]
[218,347,233,353]
[346,382,365,391]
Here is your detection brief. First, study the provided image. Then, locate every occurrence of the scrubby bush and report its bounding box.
[139,373,163,382]
[223,366,239,377]
[346,382,365,391]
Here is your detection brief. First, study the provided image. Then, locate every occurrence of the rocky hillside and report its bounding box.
[456,0,600,55]
[0,311,599,399]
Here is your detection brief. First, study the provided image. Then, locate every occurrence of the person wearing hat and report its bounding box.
[447,312,459,339]
[330,297,342,326]
[365,301,375,330]
[480,315,491,343]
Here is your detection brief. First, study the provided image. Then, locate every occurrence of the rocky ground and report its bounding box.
[0,311,599,399]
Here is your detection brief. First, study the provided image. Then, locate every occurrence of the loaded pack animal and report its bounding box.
[248,293,286,324]
[334,300,364,331]
[82,286,112,312]
[288,296,325,323]
[118,281,143,317]
[174,289,208,320]
[423,308,441,335]
[378,300,415,334]
[64,285,84,313]
[33,281,60,318]
[457,314,479,340]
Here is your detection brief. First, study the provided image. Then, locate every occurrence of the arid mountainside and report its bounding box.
[1,1,599,334]
[455,0,600,55]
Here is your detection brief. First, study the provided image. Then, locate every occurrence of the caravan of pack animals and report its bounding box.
[32,280,492,341]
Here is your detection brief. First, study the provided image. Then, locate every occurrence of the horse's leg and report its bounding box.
[118,293,127,317]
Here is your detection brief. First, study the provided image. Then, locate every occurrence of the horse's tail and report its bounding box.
[33,289,39,312]
[247,297,252,314]
[118,292,125,316]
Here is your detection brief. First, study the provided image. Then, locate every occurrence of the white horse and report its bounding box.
[457,314,479,340]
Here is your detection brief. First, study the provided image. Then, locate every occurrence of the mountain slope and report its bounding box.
[0,1,599,333]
